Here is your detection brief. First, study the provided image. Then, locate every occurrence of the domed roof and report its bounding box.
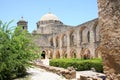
[19,17,26,22]
[40,12,59,21]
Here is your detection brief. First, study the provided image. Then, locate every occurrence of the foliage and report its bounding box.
[50,58,103,72]
[0,20,40,80]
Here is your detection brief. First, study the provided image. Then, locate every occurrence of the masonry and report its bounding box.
[98,0,120,79]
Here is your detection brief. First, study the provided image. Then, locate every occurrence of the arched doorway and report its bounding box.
[62,50,67,58]
[70,49,77,58]
[56,51,60,58]
[83,49,91,59]
[41,51,46,59]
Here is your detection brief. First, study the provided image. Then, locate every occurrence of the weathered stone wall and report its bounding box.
[98,0,120,79]
[33,63,76,79]
[35,20,72,34]
[49,19,100,59]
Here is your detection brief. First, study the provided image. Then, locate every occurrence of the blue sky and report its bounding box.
[0,0,98,32]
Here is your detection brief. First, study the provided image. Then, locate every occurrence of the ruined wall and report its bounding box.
[98,0,120,79]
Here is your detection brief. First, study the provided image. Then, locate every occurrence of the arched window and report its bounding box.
[50,38,53,46]
[93,24,100,42]
[71,35,74,46]
[62,35,67,47]
[79,31,82,44]
[70,32,75,46]
[87,31,90,42]
[56,38,59,48]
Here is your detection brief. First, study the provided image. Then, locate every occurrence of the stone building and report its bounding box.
[17,17,28,30]
[17,12,100,59]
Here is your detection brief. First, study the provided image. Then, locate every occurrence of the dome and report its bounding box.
[19,17,26,22]
[40,12,59,21]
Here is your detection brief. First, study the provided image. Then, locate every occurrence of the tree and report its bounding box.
[0,20,40,80]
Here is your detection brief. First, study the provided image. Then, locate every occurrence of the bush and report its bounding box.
[0,20,40,80]
[50,58,103,72]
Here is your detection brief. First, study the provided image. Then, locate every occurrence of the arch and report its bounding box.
[62,49,67,58]
[55,36,59,48]
[61,34,67,48]
[81,27,89,43]
[70,49,77,58]
[92,21,100,42]
[69,29,76,46]
[79,26,86,43]
[50,37,53,46]
[56,50,60,58]
[87,31,90,42]
[82,49,91,59]
[95,47,102,58]
[41,51,46,59]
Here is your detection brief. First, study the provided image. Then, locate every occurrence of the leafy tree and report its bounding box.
[0,20,40,80]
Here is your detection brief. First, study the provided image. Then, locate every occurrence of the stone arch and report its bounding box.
[82,27,90,43]
[87,31,90,42]
[79,26,86,43]
[61,34,67,48]
[41,50,47,59]
[82,48,91,59]
[49,37,53,46]
[95,47,102,58]
[55,36,59,48]
[70,49,77,58]
[56,50,60,58]
[62,49,67,58]
[92,21,100,42]
[69,29,76,46]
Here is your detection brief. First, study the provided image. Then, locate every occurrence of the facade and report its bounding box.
[17,12,101,59]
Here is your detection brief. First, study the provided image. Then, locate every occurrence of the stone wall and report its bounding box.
[47,19,100,59]
[33,63,76,79]
[98,0,120,79]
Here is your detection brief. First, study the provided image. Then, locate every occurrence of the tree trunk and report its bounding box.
[98,0,120,79]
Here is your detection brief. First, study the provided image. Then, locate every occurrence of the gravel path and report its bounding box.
[15,67,66,80]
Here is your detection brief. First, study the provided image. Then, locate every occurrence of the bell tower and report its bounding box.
[17,17,28,30]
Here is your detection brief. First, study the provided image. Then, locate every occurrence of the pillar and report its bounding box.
[98,0,120,79]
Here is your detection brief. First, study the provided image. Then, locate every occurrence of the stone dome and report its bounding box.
[19,17,26,22]
[40,12,59,21]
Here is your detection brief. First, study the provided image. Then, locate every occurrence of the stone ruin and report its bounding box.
[98,0,120,79]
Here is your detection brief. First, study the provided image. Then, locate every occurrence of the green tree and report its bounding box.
[0,20,40,80]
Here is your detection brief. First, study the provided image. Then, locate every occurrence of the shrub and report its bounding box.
[50,58,103,73]
[0,20,40,80]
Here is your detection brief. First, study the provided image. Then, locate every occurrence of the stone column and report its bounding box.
[66,32,71,58]
[89,28,96,58]
[76,30,81,58]
[59,35,63,58]
[59,35,62,48]
[53,36,56,58]
[76,30,80,47]
[53,36,56,48]
[90,27,96,43]
[98,0,120,79]
[79,32,82,45]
